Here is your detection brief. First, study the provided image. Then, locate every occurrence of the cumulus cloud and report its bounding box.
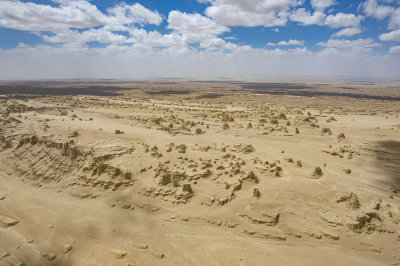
[0,0,103,32]
[129,30,171,47]
[106,2,163,29]
[164,11,231,49]
[318,38,380,51]
[389,45,400,54]
[363,0,394,20]
[50,0,86,4]
[199,37,226,48]
[202,0,361,29]
[310,0,337,11]
[167,11,228,36]
[289,10,362,28]
[0,0,399,80]
[331,27,362,38]
[204,0,302,27]
[0,0,162,32]
[389,8,400,29]
[290,9,325,25]
[379,29,400,42]
[324,13,362,28]
[0,0,241,52]
[118,11,247,53]
[42,28,128,44]
[0,0,172,48]
[264,47,311,56]
[266,39,304,46]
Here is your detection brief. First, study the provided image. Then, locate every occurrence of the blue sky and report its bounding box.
[0,0,399,79]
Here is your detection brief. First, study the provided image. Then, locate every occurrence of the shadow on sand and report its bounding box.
[196,93,224,99]
[145,90,192,95]
[236,82,400,101]
[371,140,400,188]
[0,85,134,96]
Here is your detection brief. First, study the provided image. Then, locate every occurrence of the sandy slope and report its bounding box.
[0,81,399,265]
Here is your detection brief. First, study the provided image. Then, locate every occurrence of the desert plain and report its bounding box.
[0,80,399,265]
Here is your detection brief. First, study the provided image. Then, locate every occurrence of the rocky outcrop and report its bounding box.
[5,134,135,193]
[335,192,360,209]
[347,212,381,233]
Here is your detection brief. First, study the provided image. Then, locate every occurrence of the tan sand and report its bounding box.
[0,80,399,265]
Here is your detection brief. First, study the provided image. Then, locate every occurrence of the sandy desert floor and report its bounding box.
[0,80,399,265]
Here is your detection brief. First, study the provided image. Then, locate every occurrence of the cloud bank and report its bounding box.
[0,0,399,80]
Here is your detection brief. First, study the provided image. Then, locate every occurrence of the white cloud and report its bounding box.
[33,8,230,48]
[42,28,128,44]
[50,0,87,4]
[0,0,104,32]
[290,9,325,25]
[129,29,184,47]
[107,3,163,29]
[222,42,254,53]
[17,42,30,48]
[324,13,362,28]
[310,0,337,11]
[0,0,162,33]
[289,10,362,28]
[199,37,226,48]
[38,10,231,51]
[363,0,394,20]
[389,7,400,29]
[266,39,304,46]
[167,11,228,35]
[389,45,400,54]
[126,13,239,53]
[264,47,312,56]
[164,11,231,49]
[318,38,380,50]
[0,0,399,81]
[287,47,312,55]
[379,29,400,41]
[204,0,302,27]
[331,27,362,38]
[224,36,237,40]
